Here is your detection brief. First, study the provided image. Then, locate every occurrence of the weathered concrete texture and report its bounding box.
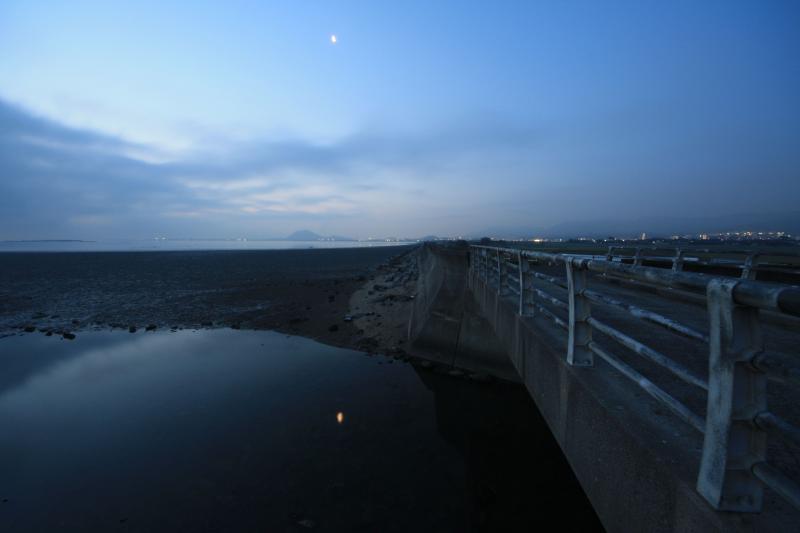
[408,244,519,382]
[468,268,795,533]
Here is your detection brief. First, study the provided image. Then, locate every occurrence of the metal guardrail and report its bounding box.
[604,245,800,280]
[469,244,800,514]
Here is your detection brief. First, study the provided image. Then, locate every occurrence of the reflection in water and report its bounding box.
[0,330,600,532]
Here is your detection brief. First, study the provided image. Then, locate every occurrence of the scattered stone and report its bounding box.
[447,369,464,377]
[128,326,137,333]
[45,331,53,336]
[230,324,241,330]
[23,326,35,333]
[71,319,80,325]
[145,324,157,331]
[297,519,316,529]
[31,312,47,319]
[343,315,353,322]
[420,361,433,369]
[201,321,213,327]
[62,332,76,340]
[328,324,339,332]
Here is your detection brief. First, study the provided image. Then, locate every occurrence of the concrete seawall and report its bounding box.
[410,243,792,532]
[408,243,518,381]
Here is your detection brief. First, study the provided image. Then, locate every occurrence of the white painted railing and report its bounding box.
[469,244,800,513]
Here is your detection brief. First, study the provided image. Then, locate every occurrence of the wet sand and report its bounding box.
[0,245,419,353]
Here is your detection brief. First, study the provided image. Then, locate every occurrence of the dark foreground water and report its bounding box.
[0,330,601,532]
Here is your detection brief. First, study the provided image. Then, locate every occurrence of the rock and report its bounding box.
[31,312,47,319]
[145,324,157,331]
[62,332,76,340]
[201,321,213,327]
[420,361,433,369]
[45,331,53,336]
[128,326,137,333]
[328,324,339,332]
[297,519,316,529]
[447,369,464,377]
[343,315,353,322]
[71,319,80,325]
[469,373,492,383]
[230,324,241,330]
[23,325,36,333]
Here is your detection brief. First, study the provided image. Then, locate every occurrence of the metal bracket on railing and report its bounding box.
[697,278,767,512]
[742,253,760,280]
[566,257,593,366]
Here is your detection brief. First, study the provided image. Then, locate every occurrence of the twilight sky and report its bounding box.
[1,1,798,239]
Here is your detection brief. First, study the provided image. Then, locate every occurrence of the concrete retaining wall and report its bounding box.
[468,269,790,533]
[408,244,519,381]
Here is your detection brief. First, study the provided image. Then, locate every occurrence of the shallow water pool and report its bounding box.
[0,329,600,532]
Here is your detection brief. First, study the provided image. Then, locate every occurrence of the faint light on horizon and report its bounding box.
[330,34,337,44]
[336,411,344,424]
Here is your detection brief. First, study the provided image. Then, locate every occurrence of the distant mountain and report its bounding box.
[284,230,355,241]
[475,211,800,239]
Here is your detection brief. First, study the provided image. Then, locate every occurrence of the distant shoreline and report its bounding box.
[0,239,415,253]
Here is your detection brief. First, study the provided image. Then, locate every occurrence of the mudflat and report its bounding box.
[0,245,418,349]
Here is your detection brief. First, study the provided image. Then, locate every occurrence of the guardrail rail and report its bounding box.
[469,244,800,513]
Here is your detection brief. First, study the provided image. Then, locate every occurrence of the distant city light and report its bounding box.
[336,411,344,424]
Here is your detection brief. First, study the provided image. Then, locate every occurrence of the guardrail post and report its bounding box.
[517,251,530,316]
[566,258,593,366]
[742,253,760,280]
[633,247,643,266]
[672,248,685,272]
[697,278,766,512]
[496,249,503,293]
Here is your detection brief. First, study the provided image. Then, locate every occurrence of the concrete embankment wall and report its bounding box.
[408,244,519,382]
[468,267,789,533]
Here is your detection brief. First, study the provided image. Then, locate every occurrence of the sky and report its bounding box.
[0,0,798,240]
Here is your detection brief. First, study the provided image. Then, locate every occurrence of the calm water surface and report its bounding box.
[0,330,600,532]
